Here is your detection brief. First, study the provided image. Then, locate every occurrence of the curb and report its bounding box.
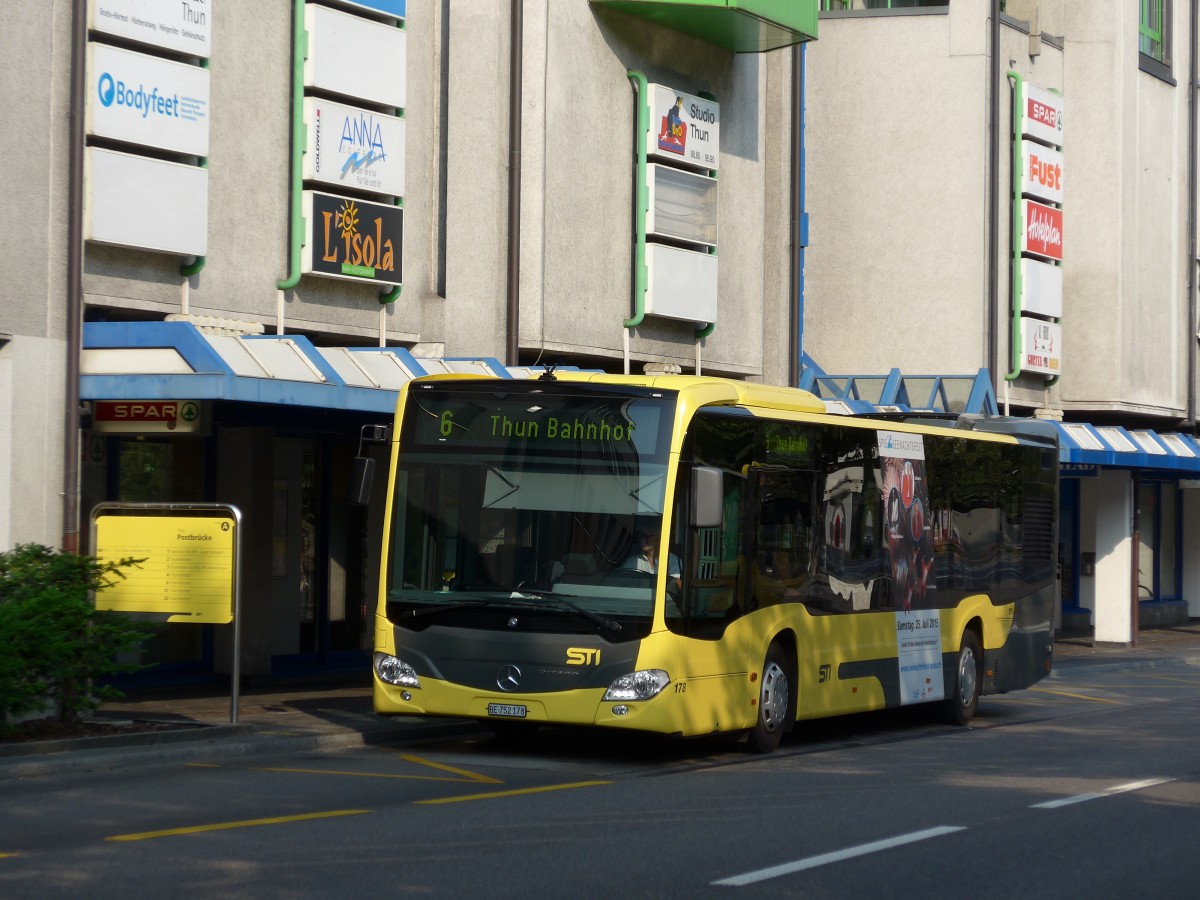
[1050,653,1200,677]
[0,720,482,780]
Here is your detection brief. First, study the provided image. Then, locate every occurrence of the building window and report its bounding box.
[863,0,947,7]
[820,0,947,9]
[1140,0,1170,64]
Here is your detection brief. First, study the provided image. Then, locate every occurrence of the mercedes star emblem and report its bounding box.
[497,664,522,692]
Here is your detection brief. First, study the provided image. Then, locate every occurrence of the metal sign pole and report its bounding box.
[229,503,243,725]
[89,501,244,725]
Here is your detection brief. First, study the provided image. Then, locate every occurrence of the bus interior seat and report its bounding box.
[561,552,598,577]
[490,544,536,587]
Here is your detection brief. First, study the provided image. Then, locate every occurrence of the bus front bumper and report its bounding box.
[373,672,691,736]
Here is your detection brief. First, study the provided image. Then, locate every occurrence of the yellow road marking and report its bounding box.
[107,809,369,842]
[1028,686,1119,704]
[249,765,466,783]
[418,780,609,805]
[1129,673,1200,686]
[0,853,19,859]
[187,760,491,783]
[401,753,503,784]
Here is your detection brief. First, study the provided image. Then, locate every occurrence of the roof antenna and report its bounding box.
[538,363,558,381]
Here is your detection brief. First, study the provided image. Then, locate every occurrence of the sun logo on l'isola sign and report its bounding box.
[337,199,360,240]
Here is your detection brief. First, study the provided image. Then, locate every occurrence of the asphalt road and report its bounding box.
[2,663,1199,899]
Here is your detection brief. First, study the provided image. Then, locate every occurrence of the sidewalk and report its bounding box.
[0,676,478,779]
[1052,618,1200,671]
[4,622,1200,779]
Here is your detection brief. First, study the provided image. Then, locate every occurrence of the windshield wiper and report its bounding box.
[389,598,496,621]
[506,588,622,634]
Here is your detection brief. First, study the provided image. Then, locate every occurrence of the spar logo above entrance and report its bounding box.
[93,400,204,433]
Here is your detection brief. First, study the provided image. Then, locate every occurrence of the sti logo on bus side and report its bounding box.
[566,648,601,666]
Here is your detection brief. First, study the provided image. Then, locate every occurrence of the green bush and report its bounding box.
[0,544,150,734]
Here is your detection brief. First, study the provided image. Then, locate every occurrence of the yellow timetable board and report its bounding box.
[95,515,236,623]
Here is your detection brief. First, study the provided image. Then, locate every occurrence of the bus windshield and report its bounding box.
[386,383,677,640]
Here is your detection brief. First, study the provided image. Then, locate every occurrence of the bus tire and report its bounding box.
[944,629,981,726]
[747,642,792,753]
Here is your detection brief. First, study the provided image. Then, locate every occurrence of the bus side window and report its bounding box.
[752,468,813,609]
[689,475,743,621]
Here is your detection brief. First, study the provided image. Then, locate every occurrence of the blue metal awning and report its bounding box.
[798,356,1200,476]
[1054,421,1200,473]
[797,365,999,416]
[81,321,554,415]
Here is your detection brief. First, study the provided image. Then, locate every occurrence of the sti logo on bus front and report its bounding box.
[566,648,601,666]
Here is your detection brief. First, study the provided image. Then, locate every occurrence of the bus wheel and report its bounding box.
[944,630,981,726]
[748,642,791,753]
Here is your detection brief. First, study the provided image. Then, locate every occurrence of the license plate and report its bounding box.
[487,703,527,718]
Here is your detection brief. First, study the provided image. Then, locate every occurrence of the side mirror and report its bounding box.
[350,456,374,507]
[690,466,723,529]
[349,424,390,507]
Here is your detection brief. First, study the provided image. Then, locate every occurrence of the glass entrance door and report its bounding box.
[272,439,320,656]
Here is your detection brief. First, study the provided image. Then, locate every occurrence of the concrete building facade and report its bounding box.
[4,0,1198,683]
[805,0,1200,644]
[0,0,812,679]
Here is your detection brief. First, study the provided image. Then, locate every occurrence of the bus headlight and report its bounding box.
[603,669,670,701]
[374,652,420,688]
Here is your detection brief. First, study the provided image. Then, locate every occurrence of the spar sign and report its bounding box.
[1020,82,1063,147]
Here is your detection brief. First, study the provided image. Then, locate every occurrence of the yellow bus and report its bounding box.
[368,373,1057,752]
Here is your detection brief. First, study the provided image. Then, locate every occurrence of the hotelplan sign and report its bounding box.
[1021,199,1063,262]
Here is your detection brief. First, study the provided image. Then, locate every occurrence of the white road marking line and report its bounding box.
[712,826,967,887]
[1031,777,1176,809]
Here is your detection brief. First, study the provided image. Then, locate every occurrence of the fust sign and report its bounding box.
[1022,143,1063,205]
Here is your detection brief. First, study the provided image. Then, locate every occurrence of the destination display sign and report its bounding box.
[404,392,668,457]
[763,423,816,466]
